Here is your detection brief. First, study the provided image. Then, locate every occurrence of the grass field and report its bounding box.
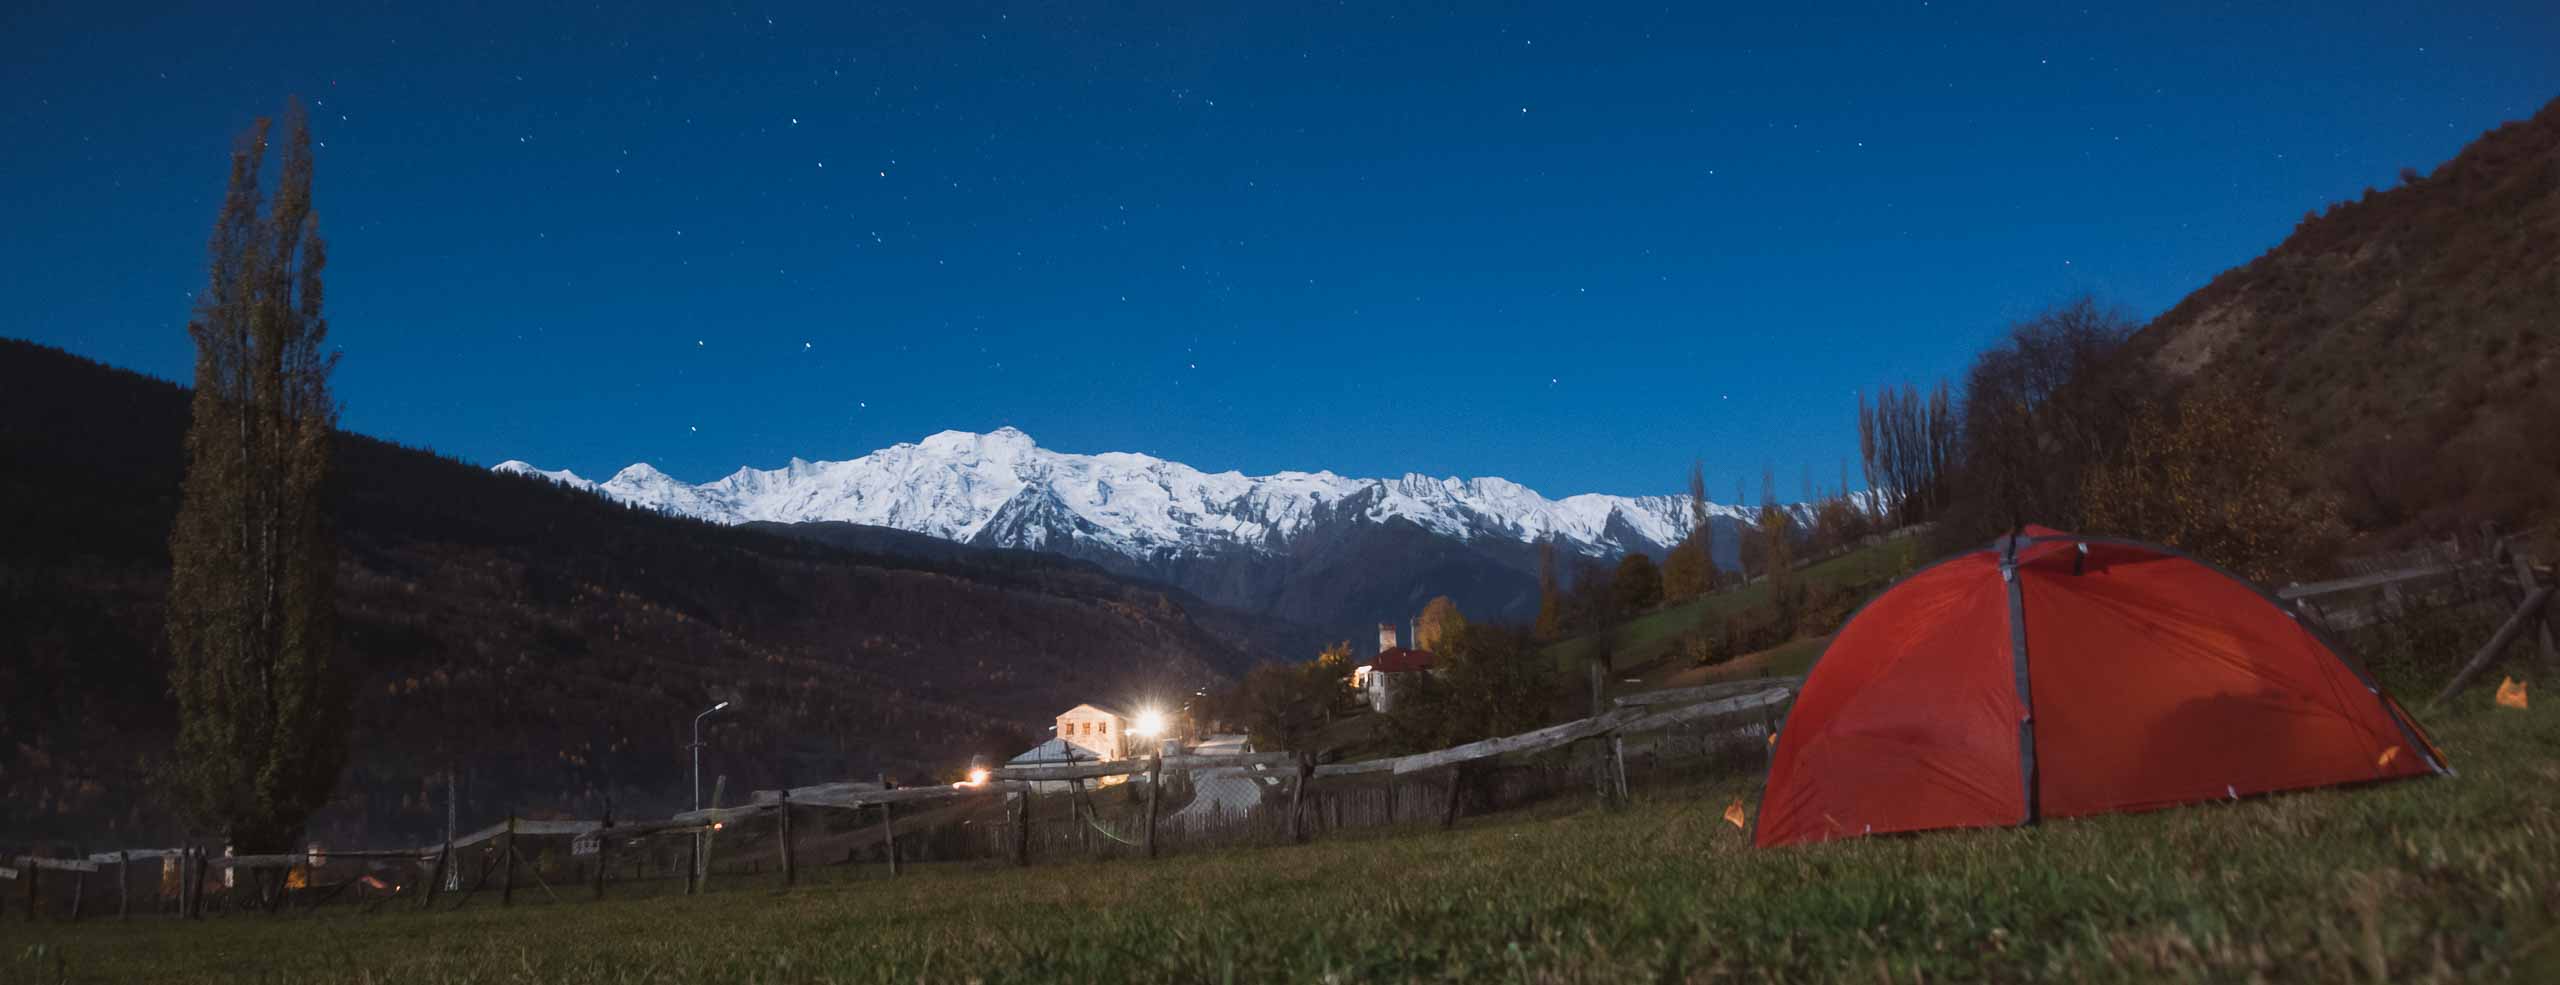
[8,698,2552,983]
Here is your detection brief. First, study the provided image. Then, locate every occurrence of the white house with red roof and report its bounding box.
[1360,622,1436,713]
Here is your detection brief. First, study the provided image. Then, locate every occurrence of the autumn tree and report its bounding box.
[1566,557,1620,634]
[1384,624,1560,752]
[1533,538,1565,640]
[1735,524,1765,585]
[1754,467,1804,634]
[1661,538,1710,603]
[1415,596,1466,651]
[1239,642,1357,750]
[1239,662,1327,750]
[2079,384,2345,583]
[1613,552,1663,613]
[1759,502,1798,610]
[165,103,350,863]
[1662,459,1716,601]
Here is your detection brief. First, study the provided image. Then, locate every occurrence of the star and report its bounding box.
[803,341,812,349]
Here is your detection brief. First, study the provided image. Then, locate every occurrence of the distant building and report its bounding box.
[1055,703,1138,760]
[1364,621,1437,713]
[1006,736,1097,793]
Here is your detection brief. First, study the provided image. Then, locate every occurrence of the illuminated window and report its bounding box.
[1099,721,1110,735]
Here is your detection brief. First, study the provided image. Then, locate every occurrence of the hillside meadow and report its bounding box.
[5,696,2551,984]
[1546,537,1921,685]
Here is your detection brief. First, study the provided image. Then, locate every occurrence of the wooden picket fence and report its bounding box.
[1,683,1797,924]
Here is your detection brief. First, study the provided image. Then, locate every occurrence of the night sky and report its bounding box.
[5,2,2555,499]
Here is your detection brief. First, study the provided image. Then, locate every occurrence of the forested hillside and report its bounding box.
[0,340,1274,847]
[2129,95,2560,545]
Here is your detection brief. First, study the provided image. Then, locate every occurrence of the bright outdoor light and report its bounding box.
[1132,708,1167,738]
[712,700,730,712]
[966,767,991,786]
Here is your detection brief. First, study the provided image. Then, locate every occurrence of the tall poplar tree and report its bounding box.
[165,102,349,858]
[1686,459,1717,587]
[1661,460,1715,601]
[1532,538,1564,640]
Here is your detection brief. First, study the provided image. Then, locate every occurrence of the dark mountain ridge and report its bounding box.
[0,339,1277,847]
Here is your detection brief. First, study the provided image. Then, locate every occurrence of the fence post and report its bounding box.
[68,864,85,922]
[1142,748,1163,859]
[2432,584,2554,707]
[117,851,130,920]
[777,790,796,888]
[685,828,700,896]
[188,848,208,920]
[19,858,35,922]
[589,824,611,901]
[500,815,517,908]
[696,775,728,892]
[174,848,190,918]
[1289,753,1313,844]
[1608,733,1631,808]
[2511,548,2558,670]
[1441,766,1465,829]
[878,773,900,877]
[422,841,450,910]
[1069,777,1089,856]
[1010,790,1031,866]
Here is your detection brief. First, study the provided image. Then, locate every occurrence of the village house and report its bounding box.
[1362,621,1436,713]
[1055,702,1137,760]
[1007,702,1172,792]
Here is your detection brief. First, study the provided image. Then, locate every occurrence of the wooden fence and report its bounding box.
[2,684,1796,924]
[2277,528,2555,705]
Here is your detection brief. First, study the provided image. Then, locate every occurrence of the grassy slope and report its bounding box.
[10,701,2552,984]
[1548,538,1923,678]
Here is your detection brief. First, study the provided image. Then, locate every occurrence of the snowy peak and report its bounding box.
[493,460,597,493]
[494,429,1770,562]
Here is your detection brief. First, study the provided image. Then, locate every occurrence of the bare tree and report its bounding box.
[1954,296,2157,536]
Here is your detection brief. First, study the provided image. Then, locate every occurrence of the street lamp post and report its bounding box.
[691,701,730,811]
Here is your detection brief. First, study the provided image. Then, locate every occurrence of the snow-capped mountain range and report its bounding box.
[496,427,1770,561]
[496,428,1790,635]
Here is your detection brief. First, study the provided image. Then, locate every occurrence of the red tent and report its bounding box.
[1755,526,2446,848]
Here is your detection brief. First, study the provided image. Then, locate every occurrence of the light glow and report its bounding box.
[963,767,991,787]
[1132,708,1167,738]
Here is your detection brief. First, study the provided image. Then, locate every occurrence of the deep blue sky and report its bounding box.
[6,2,2555,499]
